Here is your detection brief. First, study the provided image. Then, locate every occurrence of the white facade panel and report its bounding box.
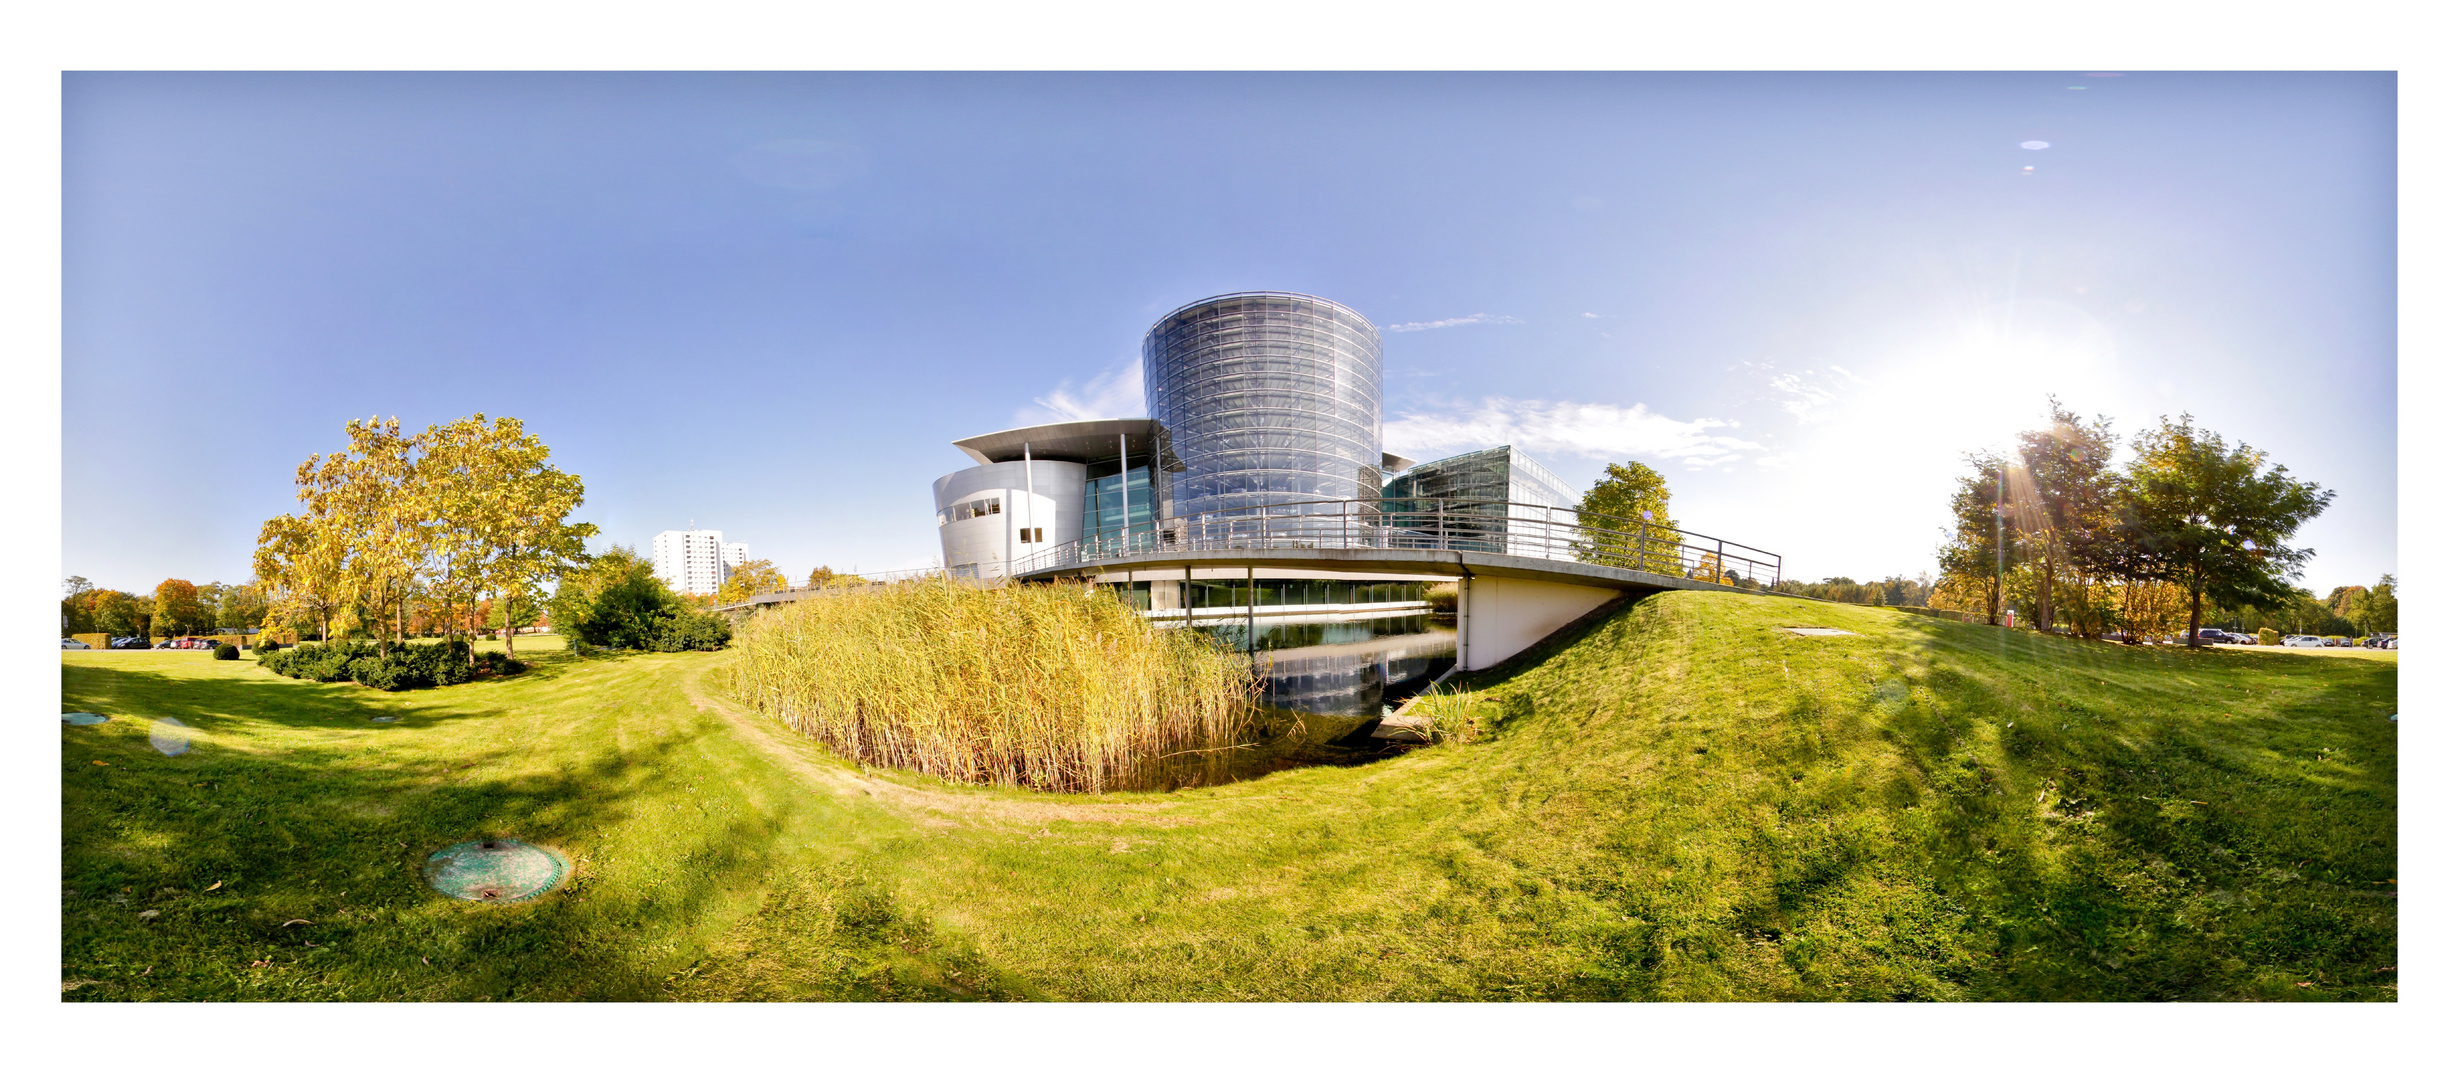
[930,460,1087,578]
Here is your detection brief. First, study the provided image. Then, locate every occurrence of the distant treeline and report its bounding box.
[1773,575,1936,609]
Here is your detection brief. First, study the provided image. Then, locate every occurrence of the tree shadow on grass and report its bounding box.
[60,657,1031,1001]
[1869,615,2398,1000]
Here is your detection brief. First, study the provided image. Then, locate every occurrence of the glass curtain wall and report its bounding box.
[1143,293,1383,534]
[1382,445,1581,555]
[1080,452,1156,556]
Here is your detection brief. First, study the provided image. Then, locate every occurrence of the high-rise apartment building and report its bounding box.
[652,529,746,596]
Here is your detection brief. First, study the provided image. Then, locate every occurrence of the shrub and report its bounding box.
[213,643,240,660]
[2258,627,2280,646]
[727,578,1257,793]
[347,655,412,691]
[252,639,284,657]
[259,639,473,691]
[651,610,733,652]
[473,652,527,677]
[549,545,735,652]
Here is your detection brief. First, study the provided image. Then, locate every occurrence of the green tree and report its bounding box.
[548,545,730,651]
[1936,452,2013,621]
[2115,416,2334,647]
[62,576,97,634]
[1574,460,1681,573]
[92,590,147,639]
[217,581,269,632]
[2010,400,2120,633]
[2359,574,2397,633]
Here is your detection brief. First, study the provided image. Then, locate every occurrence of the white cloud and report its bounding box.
[1385,313,1524,333]
[1015,360,1144,425]
[1385,397,1762,469]
[1768,372,1838,422]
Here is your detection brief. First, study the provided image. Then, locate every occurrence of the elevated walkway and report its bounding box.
[721,497,1781,675]
[1025,545,1756,672]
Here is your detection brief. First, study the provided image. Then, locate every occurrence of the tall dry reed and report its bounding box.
[726,578,1260,792]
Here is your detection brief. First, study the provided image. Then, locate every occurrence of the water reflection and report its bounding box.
[1199,613,1456,718]
[1130,611,1459,791]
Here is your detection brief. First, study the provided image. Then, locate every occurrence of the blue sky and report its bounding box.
[62,71,2396,594]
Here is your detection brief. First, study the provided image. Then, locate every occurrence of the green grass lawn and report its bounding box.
[60,591,2396,1000]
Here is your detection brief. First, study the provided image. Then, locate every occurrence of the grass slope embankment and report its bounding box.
[61,593,2395,1001]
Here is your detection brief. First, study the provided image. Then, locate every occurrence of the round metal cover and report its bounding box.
[63,712,109,726]
[149,717,191,756]
[423,839,568,903]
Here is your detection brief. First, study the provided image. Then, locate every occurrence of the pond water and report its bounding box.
[1129,612,1457,791]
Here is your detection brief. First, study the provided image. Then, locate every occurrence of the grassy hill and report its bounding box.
[60,591,2396,1000]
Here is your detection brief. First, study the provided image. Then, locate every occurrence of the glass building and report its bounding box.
[1380,445,1581,556]
[931,292,1578,573]
[1143,292,1384,525]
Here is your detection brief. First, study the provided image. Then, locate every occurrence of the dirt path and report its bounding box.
[676,659,1229,827]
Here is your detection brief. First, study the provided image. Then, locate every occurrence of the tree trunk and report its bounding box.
[502,595,516,658]
[2035,542,2054,633]
[2187,568,2205,648]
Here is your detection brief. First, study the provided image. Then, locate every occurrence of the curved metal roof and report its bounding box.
[952,418,1160,466]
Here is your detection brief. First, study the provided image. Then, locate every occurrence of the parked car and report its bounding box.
[2195,628,2236,645]
[61,638,89,649]
[2282,635,2323,648]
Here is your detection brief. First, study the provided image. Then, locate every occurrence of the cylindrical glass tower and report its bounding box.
[1142,292,1383,524]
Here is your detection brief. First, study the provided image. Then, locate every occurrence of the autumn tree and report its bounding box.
[717,558,789,604]
[2114,416,2333,647]
[806,565,868,589]
[1575,460,1681,573]
[152,579,211,637]
[254,413,595,658]
[255,511,348,642]
[442,415,596,657]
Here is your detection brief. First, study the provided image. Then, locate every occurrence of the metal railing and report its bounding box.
[1005,497,1781,588]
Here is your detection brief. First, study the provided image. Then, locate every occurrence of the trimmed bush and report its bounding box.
[260,639,474,691]
[213,643,240,660]
[473,652,527,677]
[2259,627,2281,646]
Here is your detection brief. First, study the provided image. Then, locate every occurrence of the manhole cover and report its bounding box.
[63,712,109,726]
[1784,627,1857,637]
[370,716,400,724]
[423,839,568,903]
[149,717,191,756]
